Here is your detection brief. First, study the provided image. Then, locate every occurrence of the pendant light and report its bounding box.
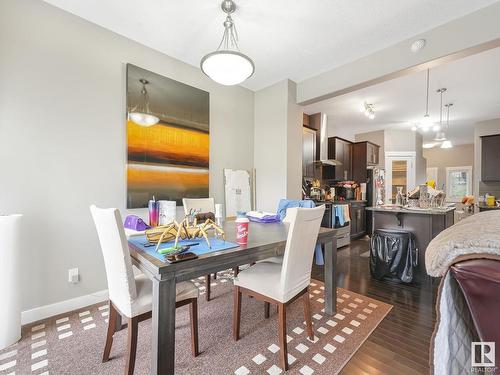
[434,88,447,140]
[200,0,254,86]
[441,103,453,149]
[412,69,434,132]
[128,79,159,127]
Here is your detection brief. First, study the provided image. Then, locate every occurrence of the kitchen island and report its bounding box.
[366,206,455,283]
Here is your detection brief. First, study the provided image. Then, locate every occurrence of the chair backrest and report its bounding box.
[280,206,325,300]
[182,198,215,215]
[90,205,137,314]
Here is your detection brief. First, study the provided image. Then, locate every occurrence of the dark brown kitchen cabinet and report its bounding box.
[352,141,380,183]
[328,137,352,180]
[350,201,366,239]
[302,127,316,177]
[481,134,500,181]
[303,113,310,127]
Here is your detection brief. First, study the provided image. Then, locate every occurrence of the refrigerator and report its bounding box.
[366,168,385,236]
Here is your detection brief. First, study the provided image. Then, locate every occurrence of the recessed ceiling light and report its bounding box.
[411,39,426,53]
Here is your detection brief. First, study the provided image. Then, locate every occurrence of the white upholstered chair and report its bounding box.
[232,205,325,371]
[181,197,220,301]
[182,197,215,216]
[90,205,199,375]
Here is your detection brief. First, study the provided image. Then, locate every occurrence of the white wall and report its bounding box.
[474,119,500,198]
[297,2,500,104]
[0,0,254,312]
[423,144,474,188]
[254,80,302,212]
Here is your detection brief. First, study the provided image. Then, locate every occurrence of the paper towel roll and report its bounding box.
[158,201,176,225]
[215,204,223,219]
[0,214,22,350]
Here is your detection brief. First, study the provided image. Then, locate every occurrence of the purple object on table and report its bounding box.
[124,215,150,231]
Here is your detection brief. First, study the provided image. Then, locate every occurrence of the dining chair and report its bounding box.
[232,205,325,371]
[90,205,200,375]
[182,197,215,216]
[182,197,219,301]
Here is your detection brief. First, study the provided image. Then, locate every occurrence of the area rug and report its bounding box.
[0,272,391,374]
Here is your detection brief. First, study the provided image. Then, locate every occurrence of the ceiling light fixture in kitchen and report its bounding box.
[200,0,254,86]
[434,88,447,140]
[360,102,375,119]
[441,103,453,148]
[412,69,434,132]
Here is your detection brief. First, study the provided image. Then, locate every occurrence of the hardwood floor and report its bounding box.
[312,237,438,375]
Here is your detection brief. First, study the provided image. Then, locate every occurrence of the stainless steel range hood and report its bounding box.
[314,113,342,166]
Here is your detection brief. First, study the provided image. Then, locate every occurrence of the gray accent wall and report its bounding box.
[0,0,254,311]
[474,119,500,198]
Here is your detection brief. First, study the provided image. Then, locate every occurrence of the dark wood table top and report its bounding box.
[129,220,337,281]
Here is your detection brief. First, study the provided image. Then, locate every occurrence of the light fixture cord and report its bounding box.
[446,104,450,130]
[439,90,443,127]
[217,15,240,51]
[425,69,430,116]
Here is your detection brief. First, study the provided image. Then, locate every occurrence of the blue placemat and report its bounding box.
[128,235,239,262]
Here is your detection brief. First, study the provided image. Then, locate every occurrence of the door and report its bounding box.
[385,152,416,204]
[302,127,316,177]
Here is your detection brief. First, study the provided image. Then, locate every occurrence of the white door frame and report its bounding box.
[385,151,416,203]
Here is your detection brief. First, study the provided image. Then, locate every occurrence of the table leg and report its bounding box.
[324,237,337,315]
[151,276,176,374]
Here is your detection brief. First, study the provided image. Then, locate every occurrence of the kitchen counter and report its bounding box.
[369,205,455,283]
[313,200,367,205]
[477,204,500,211]
[366,206,455,215]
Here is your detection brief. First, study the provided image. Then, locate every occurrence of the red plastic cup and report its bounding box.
[236,217,249,245]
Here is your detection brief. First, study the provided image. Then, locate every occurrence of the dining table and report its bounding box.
[127,219,338,375]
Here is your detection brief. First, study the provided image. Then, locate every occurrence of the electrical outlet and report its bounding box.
[68,268,79,284]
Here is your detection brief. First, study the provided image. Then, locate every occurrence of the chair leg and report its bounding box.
[278,303,289,371]
[125,317,138,375]
[213,272,217,280]
[102,302,117,362]
[205,274,211,301]
[264,302,270,319]
[233,286,242,341]
[189,298,200,357]
[303,290,314,340]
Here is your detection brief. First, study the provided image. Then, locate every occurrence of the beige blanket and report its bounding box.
[426,210,500,277]
[427,210,500,374]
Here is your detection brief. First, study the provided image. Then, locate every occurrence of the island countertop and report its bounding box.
[366,206,455,215]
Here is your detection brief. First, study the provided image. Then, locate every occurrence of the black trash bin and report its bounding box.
[370,229,418,283]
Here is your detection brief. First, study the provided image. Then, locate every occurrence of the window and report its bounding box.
[446,166,472,202]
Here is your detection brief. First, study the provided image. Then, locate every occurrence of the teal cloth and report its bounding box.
[334,205,345,226]
[276,199,324,265]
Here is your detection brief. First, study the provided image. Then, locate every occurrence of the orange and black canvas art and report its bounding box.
[126,64,209,208]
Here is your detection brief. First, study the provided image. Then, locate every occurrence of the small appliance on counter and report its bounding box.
[334,181,358,200]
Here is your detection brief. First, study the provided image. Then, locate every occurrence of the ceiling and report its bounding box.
[42,0,499,91]
[304,46,500,146]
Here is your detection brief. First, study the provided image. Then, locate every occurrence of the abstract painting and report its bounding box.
[126,64,209,208]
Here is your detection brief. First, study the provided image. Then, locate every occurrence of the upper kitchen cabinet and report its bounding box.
[303,113,310,127]
[328,136,352,180]
[304,113,322,161]
[352,141,380,183]
[481,134,500,181]
[302,127,316,177]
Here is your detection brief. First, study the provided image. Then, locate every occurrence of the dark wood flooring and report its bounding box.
[312,237,438,375]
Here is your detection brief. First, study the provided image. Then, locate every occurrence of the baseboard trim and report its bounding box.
[21,290,109,325]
